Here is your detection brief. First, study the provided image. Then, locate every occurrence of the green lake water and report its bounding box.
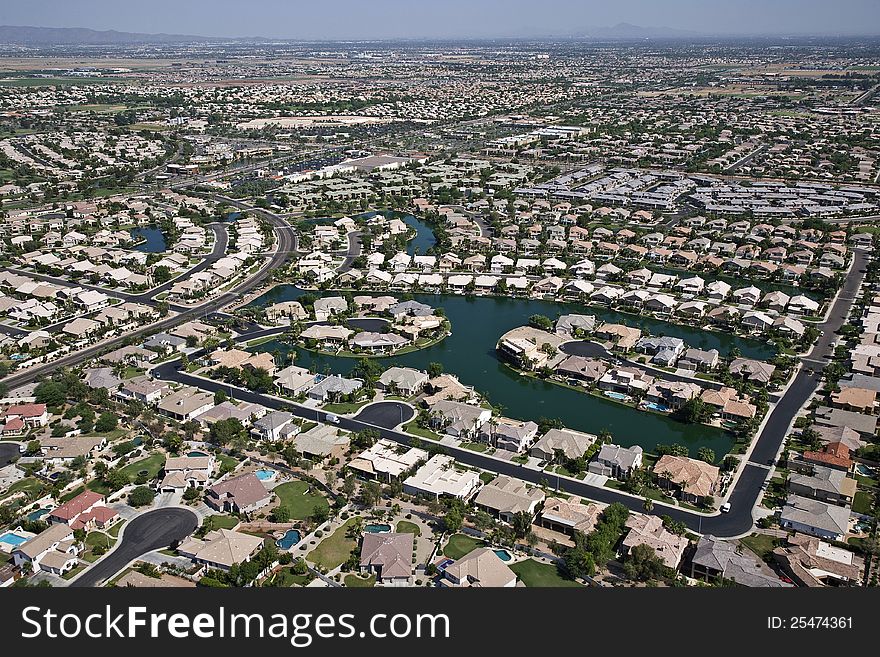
[245,287,776,456]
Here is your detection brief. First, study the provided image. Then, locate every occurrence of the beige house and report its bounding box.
[653,455,720,504]
[442,548,517,588]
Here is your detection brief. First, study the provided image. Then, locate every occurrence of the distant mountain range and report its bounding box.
[0,25,228,45]
[0,23,870,45]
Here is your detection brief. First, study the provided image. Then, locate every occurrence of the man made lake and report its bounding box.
[130,226,167,253]
[401,214,436,255]
[246,287,776,455]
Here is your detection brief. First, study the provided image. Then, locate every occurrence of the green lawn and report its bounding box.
[442,533,483,560]
[510,559,583,588]
[1,477,44,500]
[460,442,488,452]
[344,573,376,587]
[852,491,875,515]
[274,481,329,520]
[118,452,165,483]
[395,520,421,536]
[59,486,86,502]
[739,533,783,561]
[202,515,240,531]
[62,564,88,581]
[479,472,495,484]
[307,518,358,570]
[266,567,314,587]
[216,453,239,473]
[322,400,369,414]
[403,421,441,441]
[107,521,126,538]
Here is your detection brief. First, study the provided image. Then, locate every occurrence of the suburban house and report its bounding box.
[157,387,216,421]
[359,532,414,586]
[621,514,689,570]
[787,465,857,507]
[402,454,482,501]
[292,424,350,462]
[478,418,539,452]
[531,428,596,462]
[11,523,80,575]
[177,529,264,572]
[428,400,492,439]
[161,455,215,491]
[653,455,720,504]
[690,535,790,587]
[377,367,429,397]
[441,547,517,588]
[473,476,545,523]
[588,443,644,479]
[772,535,863,587]
[780,495,850,541]
[537,497,603,537]
[205,473,272,514]
[307,375,363,402]
[347,440,428,482]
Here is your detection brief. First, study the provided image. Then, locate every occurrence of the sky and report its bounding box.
[1,0,879,40]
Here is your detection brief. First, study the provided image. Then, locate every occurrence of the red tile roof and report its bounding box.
[51,490,104,521]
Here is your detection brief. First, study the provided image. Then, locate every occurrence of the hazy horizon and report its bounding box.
[2,0,879,40]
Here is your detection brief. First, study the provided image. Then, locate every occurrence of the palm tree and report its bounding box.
[643,499,654,512]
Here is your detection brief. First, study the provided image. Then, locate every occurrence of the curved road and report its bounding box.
[152,248,868,537]
[71,507,199,587]
[0,202,297,390]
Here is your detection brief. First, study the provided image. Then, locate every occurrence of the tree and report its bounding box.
[444,507,463,533]
[528,314,553,331]
[95,412,118,433]
[209,418,245,446]
[511,511,532,539]
[183,487,201,502]
[129,486,155,507]
[271,507,290,523]
[311,505,330,524]
[361,481,382,506]
[427,362,444,378]
[697,446,716,465]
[25,440,41,456]
[672,397,711,424]
[342,474,357,498]
[34,380,66,407]
[214,389,228,406]
[623,544,665,582]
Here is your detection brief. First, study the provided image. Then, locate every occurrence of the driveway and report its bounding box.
[70,507,198,587]
[352,401,415,429]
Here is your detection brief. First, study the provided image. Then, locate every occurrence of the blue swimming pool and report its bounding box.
[255,469,276,482]
[493,549,512,562]
[855,463,875,477]
[644,402,671,413]
[364,523,392,533]
[187,450,208,458]
[604,391,629,401]
[0,532,29,547]
[277,529,302,549]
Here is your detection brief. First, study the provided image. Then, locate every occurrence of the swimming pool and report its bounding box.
[854,463,875,477]
[603,391,630,401]
[187,450,208,458]
[255,469,277,482]
[493,549,512,562]
[364,523,392,533]
[0,532,29,547]
[644,402,671,413]
[277,529,302,549]
[26,508,50,522]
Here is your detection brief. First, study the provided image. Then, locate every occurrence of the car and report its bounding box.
[767,457,775,465]
[720,502,731,513]
[325,413,340,424]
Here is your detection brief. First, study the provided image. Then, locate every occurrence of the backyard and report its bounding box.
[307,518,358,570]
[274,480,329,520]
[510,559,583,588]
[442,533,484,560]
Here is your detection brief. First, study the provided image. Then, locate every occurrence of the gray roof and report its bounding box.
[595,443,643,470]
[780,495,850,536]
[692,535,790,587]
[309,375,362,397]
[388,300,433,317]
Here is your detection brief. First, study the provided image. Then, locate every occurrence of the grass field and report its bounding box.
[321,400,369,414]
[307,518,358,570]
[395,520,421,536]
[852,491,875,515]
[216,453,239,473]
[442,533,483,560]
[739,533,783,561]
[274,480,329,521]
[0,477,44,500]
[118,452,165,483]
[403,421,441,441]
[202,515,240,532]
[344,573,376,587]
[510,559,583,587]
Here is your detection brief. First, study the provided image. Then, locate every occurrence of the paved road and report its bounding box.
[0,205,296,391]
[71,507,198,587]
[336,230,363,273]
[152,250,868,537]
[352,401,415,429]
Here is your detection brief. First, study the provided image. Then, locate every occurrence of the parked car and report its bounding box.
[720,502,731,513]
